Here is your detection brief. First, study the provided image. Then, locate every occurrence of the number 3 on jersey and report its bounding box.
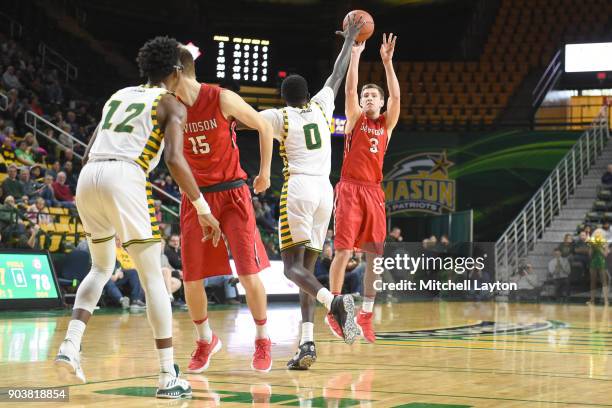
[369,138,379,153]
[189,135,210,154]
[303,123,321,150]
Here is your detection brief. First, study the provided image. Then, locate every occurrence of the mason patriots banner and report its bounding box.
[383,150,456,215]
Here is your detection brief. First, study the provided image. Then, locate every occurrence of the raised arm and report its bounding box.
[344,42,365,134]
[158,94,221,246]
[324,14,364,96]
[220,89,272,194]
[381,33,400,136]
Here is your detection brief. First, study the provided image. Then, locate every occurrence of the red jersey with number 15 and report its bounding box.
[182,84,247,187]
[340,113,388,184]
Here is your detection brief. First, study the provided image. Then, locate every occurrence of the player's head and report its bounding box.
[177,45,197,79]
[281,74,310,107]
[136,36,183,90]
[359,83,385,115]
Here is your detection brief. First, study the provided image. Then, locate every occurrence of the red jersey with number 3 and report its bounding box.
[182,84,247,187]
[341,113,388,184]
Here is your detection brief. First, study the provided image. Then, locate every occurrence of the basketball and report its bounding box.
[342,10,374,42]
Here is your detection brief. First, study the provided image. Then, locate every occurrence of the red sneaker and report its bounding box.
[356,311,376,343]
[252,338,272,372]
[324,312,343,339]
[186,334,222,373]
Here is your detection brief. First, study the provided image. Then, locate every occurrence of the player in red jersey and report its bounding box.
[173,47,275,372]
[326,34,400,343]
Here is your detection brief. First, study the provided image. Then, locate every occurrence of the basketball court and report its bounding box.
[2,301,610,407]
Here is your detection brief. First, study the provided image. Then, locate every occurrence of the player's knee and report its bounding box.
[283,265,298,281]
[184,279,203,289]
[91,264,114,279]
[334,249,353,261]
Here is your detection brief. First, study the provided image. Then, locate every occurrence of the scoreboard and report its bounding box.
[213,35,270,84]
[0,251,63,310]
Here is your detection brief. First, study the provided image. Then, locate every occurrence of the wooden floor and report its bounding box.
[1,301,611,407]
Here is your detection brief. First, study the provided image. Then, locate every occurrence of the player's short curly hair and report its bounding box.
[136,36,181,83]
[281,74,309,107]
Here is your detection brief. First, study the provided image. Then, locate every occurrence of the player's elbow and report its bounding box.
[257,119,273,140]
[164,151,182,170]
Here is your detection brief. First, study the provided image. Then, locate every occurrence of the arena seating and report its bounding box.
[358,0,612,128]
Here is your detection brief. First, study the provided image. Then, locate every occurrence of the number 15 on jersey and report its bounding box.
[189,135,210,154]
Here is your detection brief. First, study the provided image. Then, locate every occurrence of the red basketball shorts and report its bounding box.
[180,184,270,281]
[333,179,386,255]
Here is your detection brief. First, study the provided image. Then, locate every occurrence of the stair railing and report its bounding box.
[495,105,610,281]
[24,111,180,218]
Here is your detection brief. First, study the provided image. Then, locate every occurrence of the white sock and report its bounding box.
[255,318,268,339]
[362,297,375,313]
[194,318,213,342]
[316,288,335,310]
[158,346,174,377]
[300,322,314,344]
[65,319,86,349]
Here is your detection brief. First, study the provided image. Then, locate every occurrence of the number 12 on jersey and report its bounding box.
[189,135,210,154]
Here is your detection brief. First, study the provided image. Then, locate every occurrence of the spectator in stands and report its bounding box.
[1,136,16,164]
[27,196,52,226]
[160,239,185,308]
[573,231,590,273]
[47,160,61,179]
[468,267,492,300]
[52,172,74,203]
[2,164,23,199]
[104,236,146,311]
[602,164,612,187]
[62,161,78,193]
[587,229,609,306]
[511,263,540,300]
[19,167,42,199]
[253,196,275,233]
[344,252,364,296]
[162,175,180,200]
[204,276,241,305]
[548,248,571,301]
[30,164,44,182]
[164,233,182,271]
[19,224,40,249]
[439,235,450,252]
[29,95,43,116]
[65,111,78,133]
[45,77,63,104]
[15,140,35,166]
[386,226,403,242]
[315,243,333,287]
[557,233,574,258]
[0,195,27,240]
[2,66,21,90]
[39,174,55,206]
[603,221,611,240]
[23,132,46,162]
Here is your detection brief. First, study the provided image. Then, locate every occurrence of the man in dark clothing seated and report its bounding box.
[164,234,182,271]
[315,243,333,287]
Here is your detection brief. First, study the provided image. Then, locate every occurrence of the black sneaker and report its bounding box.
[330,295,359,345]
[286,341,317,370]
